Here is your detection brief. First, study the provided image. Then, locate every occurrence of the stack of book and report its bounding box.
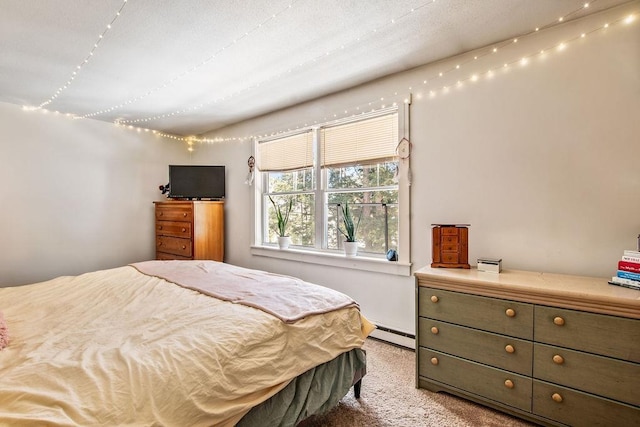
[609,250,640,290]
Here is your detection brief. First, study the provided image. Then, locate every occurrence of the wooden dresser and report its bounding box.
[154,200,224,261]
[415,267,640,427]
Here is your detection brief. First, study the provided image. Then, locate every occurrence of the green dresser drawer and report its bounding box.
[534,343,640,407]
[534,306,640,362]
[418,287,533,339]
[419,348,532,412]
[533,380,640,427]
[418,318,533,376]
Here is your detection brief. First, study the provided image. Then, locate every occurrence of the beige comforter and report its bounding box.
[0,264,373,426]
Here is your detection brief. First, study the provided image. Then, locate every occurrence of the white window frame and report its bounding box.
[250,100,411,277]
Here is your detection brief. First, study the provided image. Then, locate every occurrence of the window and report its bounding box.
[258,131,316,248]
[253,104,410,270]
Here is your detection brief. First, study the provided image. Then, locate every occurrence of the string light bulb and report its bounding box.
[38,0,130,109]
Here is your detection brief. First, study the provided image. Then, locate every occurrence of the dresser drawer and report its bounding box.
[155,206,194,222]
[533,343,640,406]
[533,380,640,427]
[441,243,459,252]
[156,221,192,238]
[419,349,532,412]
[419,288,533,340]
[418,318,533,375]
[440,253,460,263]
[441,227,459,235]
[156,251,192,260]
[156,236,192,257]
[441,235,459,245]
[534,306,640,362]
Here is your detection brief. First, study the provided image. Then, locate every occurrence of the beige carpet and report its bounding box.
[302,339,537,427]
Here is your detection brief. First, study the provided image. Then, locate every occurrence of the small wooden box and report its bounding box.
[431,224,470,269]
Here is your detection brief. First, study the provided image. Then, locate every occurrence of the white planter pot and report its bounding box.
[343,241,358,257]
[277,236,291,249]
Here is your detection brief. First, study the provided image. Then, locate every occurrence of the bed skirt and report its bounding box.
[238,348,366,427]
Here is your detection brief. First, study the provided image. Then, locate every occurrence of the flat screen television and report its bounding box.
[168,165,225,200]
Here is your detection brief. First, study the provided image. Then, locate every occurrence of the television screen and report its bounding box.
[168,165,225,200]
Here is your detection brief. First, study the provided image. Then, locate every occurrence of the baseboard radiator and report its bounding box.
[369,325,415,349]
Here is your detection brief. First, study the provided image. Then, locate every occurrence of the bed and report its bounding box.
[0,260,374,426]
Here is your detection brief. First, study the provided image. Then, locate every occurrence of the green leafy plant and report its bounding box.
[269,196,293,237]
[338,202,360,242]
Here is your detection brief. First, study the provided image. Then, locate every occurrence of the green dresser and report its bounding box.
[415,267,640,427]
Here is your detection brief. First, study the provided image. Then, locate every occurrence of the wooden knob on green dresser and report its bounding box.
[430,357,439,365]
[505,308,516,317]
[553,316,565,326]
[553,354,565,365]
[504,379,514,389]
[430,295,439,303]
[505,344,515,354]
[430,326,439,335]
[552,393,563,403]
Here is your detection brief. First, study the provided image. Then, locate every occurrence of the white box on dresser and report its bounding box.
[415,267,640,427]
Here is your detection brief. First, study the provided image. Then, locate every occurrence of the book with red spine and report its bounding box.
[618,260,640,273]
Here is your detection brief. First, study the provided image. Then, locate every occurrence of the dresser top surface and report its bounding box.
[415,266,640,319]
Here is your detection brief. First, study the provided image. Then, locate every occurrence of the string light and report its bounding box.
[185,8,637,146]
[130,0,601,130]
[37,0,130,109]
[84,0,302,119]
[116,0,441,125]
[19,1,635,148]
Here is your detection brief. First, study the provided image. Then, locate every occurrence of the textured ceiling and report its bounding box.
[0,0,630,136]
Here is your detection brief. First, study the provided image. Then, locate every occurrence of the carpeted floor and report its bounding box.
[302,339,538,427]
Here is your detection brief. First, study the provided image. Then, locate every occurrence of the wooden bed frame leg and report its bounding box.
[353,379,362,399]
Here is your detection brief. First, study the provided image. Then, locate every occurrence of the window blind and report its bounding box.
[321,112,398,168]
[257,131,313,172]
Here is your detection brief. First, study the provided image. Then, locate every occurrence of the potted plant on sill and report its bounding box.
[269,195,293,249]
[338,202,360,257]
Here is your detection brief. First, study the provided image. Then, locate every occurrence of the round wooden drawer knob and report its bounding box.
[505,344,515,354]
[158,226,163,230]
[505,308,516,317]
[159,212,164,216]
[430,295,439,303]
[553,354,565,365]
[552,393,563,403]
[158,242,163,246]
[504,379,514,389]
[182,245,186,250]
[431,326,439,335]
[553,317,565,326]
[183,213,187,217]
[430,357,439,365]
[182,228,186,232]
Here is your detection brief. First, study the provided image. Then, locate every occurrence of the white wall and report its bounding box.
[196,4,640,335]
[0,102,190,286]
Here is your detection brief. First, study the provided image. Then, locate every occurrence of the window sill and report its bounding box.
[250,245,412,276]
